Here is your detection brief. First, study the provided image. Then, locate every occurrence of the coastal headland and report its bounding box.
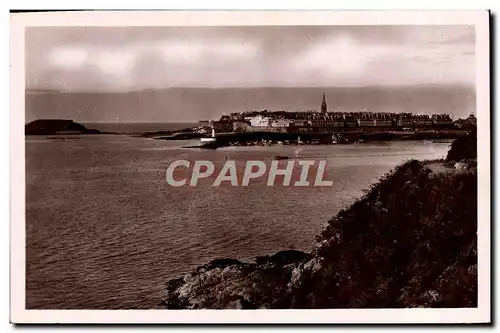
[24,118,471,146]
[161,133,477,309]
[143,108,476,148]
[25,105,476,146]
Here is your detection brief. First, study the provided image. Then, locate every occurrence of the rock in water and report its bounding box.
[162,251,311,309]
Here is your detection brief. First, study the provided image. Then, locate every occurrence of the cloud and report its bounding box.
[213,41,259,59]
[292,35,375,77]
[95,49,137,76]
[288,33,474,86]
[48,46,89,70]
[30,26,475,91]
[43,39,261,88]
[156,41,205,63]
[156,39,260,64]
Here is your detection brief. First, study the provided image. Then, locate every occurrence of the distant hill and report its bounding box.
[25,85,476,123]
[25,119,101,135]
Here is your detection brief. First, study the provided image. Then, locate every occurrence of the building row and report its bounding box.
[205,94,474,133]
[210,110,458,133]
[229,110,452,122]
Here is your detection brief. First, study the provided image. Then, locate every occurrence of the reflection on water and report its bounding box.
[25,134,451,309]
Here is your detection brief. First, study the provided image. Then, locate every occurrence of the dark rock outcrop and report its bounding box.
[162,251,311,309]
[25,119,101,135]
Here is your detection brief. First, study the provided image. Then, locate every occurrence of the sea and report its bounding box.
[25,128,452,309]
[82,122,199,134]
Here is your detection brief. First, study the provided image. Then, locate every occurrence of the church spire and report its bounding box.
[321,93,327,113]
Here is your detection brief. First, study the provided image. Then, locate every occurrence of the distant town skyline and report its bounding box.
[26,85,476,123]
[26,25,475,92]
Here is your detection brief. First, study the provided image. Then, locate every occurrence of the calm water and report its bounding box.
[25,135,451,309]
[82,122,198,134]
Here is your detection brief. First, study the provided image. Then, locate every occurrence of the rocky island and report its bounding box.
[25,119,104,135]
[162,133,477,309]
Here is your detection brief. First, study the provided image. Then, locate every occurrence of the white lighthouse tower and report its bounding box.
[201,127,217,143]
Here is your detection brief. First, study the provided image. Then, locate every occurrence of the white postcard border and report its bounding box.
[10,10,490,324]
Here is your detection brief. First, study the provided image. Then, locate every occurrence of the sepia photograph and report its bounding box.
[10,10,490,323]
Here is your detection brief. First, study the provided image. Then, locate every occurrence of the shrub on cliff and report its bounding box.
[289,159,477,308]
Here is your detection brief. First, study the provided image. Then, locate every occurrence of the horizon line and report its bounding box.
[25,83,476,94]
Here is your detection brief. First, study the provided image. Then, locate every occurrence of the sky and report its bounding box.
[25,25,475,92]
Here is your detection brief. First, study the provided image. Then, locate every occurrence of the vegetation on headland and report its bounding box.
[162,133,477,309]
[446,130,477,162]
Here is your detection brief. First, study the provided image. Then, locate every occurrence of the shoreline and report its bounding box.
[24,119,472,144]
[175,129,470,149]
